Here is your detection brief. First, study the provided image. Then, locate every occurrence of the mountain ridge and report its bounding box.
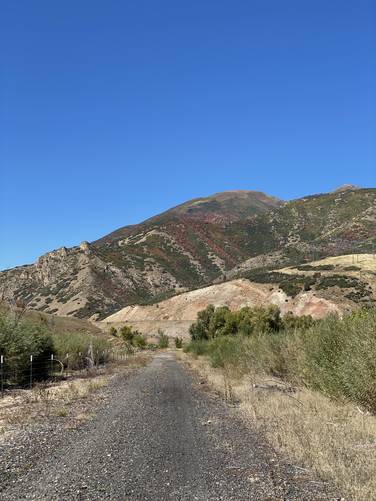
[0,187,375,320]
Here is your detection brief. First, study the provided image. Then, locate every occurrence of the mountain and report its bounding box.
[0,187,375,320]
[155,190,283,222]
[228,187,376,278]
[101,253,376,339]
[94,190,282,244]
[0,190,280,319]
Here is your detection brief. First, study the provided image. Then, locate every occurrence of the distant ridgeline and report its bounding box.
[0,186,375,320]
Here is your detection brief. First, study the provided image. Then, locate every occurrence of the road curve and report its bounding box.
[0,353,338,500]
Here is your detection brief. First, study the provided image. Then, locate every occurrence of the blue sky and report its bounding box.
[1,0,375,270]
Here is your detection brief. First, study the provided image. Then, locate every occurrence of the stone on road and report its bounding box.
[0,353,338,500]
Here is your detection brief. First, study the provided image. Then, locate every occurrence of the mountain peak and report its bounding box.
[332,184,361,193]
[162,189,282,223]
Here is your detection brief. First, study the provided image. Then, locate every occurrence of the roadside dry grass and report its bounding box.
[179,351,376,501]
[0,352,151,436]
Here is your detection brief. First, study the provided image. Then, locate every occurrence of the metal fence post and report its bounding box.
[30,355,33,389]
[1,355,4,398]
[50,354,54,378]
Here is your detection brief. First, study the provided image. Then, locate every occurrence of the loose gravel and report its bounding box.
[0,353,340,500]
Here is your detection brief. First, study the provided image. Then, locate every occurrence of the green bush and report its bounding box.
[109,326,118,337]
[187,305,376,413]
[316,275,359,290]
[132,334,147,349]
[0,311,113,384]
[51,331,111,368]
[189,304,292,341]
[174,337,183,349]
[158,330,169,349]
[119,325,135,344]
[0,314,54,384]
[207,336,247,373]
[118,325,148,349]
[296,310,376,411]
[184,339,210,357]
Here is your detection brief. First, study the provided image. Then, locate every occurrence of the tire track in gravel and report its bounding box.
[0,353,340,500]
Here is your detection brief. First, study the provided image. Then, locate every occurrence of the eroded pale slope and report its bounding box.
[102,279,342,338]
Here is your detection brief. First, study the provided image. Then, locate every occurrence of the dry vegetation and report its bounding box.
[179,352,376,500]
[0,374,108,434]
[0,353,151,437]
[181,304,376,500]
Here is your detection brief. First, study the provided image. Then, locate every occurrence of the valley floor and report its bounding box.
[0,353,339,500]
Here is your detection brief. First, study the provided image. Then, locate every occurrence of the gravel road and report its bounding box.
[0,353,339,500]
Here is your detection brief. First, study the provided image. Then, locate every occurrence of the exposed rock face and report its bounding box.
[79,241,91,254]
[0,188,375,319]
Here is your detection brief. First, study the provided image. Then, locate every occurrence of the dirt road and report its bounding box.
[0,353,338,500]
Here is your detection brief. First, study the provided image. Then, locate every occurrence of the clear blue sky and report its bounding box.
[1,1,375,270]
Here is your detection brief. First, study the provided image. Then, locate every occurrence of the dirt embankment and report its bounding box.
[101,279,342,338]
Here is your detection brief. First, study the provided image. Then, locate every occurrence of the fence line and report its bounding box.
[0,349,127,397]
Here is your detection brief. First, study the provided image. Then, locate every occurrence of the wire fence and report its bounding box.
[0,349,127,398]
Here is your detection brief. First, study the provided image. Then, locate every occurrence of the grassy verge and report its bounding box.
[182,306,376,500]
[0,352,151,435]
[0,311,115,387]
[187,308,376,413]
[180,352,376,500]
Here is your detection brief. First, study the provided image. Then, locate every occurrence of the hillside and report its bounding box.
[0,187,375,320]
[102,253,376,338]
[0,190,282,319]
[228,187,376,277]
[0,301,104,338]
[101,278,343,338]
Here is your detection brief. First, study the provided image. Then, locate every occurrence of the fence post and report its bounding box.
[50,354,54,378]
[66,353,69,377]
[30,355,33,389]
[1,355,3,398]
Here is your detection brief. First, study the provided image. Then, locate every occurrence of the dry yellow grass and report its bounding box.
[180,352,376,501]
[0,375,109,433]
[0,352,151,436]
[278,253,376,274]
